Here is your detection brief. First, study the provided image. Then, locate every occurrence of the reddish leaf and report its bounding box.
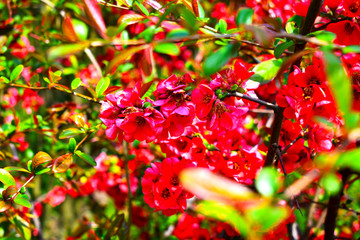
[52,154,72,173]
[63,15,79,42]
[82,0,108,39]
[103,86,122,95]
[192,0,200,17]
[106,45,148,74]
[2,185,17,200]
[0,200,12,213]
[32,152,53,170]
[70,113,86,128]
[47,42,90,61]
[118,14,145,26]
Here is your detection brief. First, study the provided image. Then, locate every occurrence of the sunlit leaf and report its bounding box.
[14,194,31,208]
[53,154,72,173]
[75,150,96,166]
[63,15,79,42]
[246,205,290,232]
[10,65,24,82]
[71,78,82,90]
[32,151,52,170]
[154,43,180,56]
[59,128,84,139]
[70,113,86,128]
[197,201,247,236]
[250,58,283,83]
[320,172,341,195]
[4,166,30,173]
[12,215,31,240]
[47,42,90,61]
[0,169,16,186]
[255,167,280,197]
[95,76,110,97]
[0,200,12,213]
[180,168,257,204]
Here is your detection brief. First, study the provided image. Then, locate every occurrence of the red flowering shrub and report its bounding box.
[1,0,360,240]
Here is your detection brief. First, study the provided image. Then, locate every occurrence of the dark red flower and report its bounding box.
[327,21,360,46]
[343,0,360,17]
[192,84,216,119]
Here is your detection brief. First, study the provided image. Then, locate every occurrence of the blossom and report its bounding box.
[327,21,360,46]
[343,0,360,17]
[141,158,193,216]
[191,84,216,119]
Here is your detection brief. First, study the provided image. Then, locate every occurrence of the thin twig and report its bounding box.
[122,141,132,240]
[84,48,103,78]
[281,125,309,154]
[227,92,278,110]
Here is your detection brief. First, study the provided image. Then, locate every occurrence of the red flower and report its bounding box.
[327,21,360,46]
[141,158,194,216]
[343,0,360,17]
[192,84,216,119]
[119,111,157,142]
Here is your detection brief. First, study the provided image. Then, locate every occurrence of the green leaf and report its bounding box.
[34,167,51,175]
[14,194,31,208]
[203,44,237,76]
[29,75,39,86]
[47,42,90,61]
[216,19,227,34]
[95,77,110,97]
[197,201,248,236]
[343,45,360,54]
[71,19,89,40]
[12,215,31,240]
[309,30,336,43]
[255,167,280,197]
[71,78,82,90]
[274,41,294,58]
[10,65,24,82]
[250,58,283,83]
[235,8,254,26]
[4,166,31,173]
[69,138,76,153]
[75,150,96,166]
[335,148,360,171]
[246,205,289,232]
[135,0,149,16]
[59,128,83,139]
[167,29,190,39]
[0,169,16,186]
[323,50,358,129]
[321,173,341,195]
[154,43,180,56]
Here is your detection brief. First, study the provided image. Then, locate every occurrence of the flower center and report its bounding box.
[161,187,171,199]
[136,116,146,127]
[303,87,314,99]
[233,162,241,170]
[344,22,355,35]
[352,71,360,85]
[308,76,321,85]
[203,94,213,104]
[349,1,359,13]
[170,176,179,186]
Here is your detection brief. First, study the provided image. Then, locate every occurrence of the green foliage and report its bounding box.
[96,77,110,97]
[236,8,254,26]
[250,58,283,83]
[154,43,180,56]
[255,167,280,197]
[0,169,16,187]
[75,150,96,166]
[203,44,237,76]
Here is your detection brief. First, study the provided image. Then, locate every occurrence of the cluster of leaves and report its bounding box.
[1,0,360,239]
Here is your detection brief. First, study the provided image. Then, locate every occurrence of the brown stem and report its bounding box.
[228,92,278,110]
[324,169,352,240]
[122,141,132,240]
[264,107,284,167]
[292,0,325,69]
